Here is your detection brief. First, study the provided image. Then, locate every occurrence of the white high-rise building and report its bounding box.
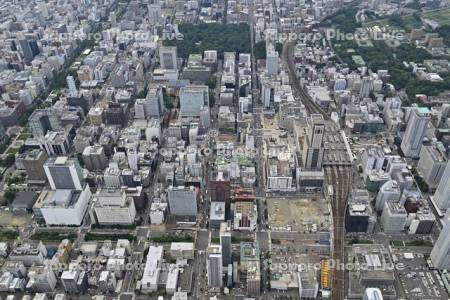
[400,107,430,158]
[38,2,49,18]
[144,85,165,118]
[127,147,138,171]
[91,188,136,225]
[141,246,163,293]
[359,76,373,99]
[266,51,279,75]
[207,244,223,288]
[19,89,33,106]
[362,146,385,180]
[37,186,91,226]
[433,161,450,210]
[375,180,400,212]
[417,143,447,189]
[66,76,78,97]
[134,99,146,119]
[239,96,251,114]
[431,214,450,269]
[110,11,117,26]
[104,164,122,188]
[148,4,162,24]
[381,202,407,233]
[159,46,178,70]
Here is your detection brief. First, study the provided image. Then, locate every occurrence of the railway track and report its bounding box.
[281,41,330,118]
[282,40,352,300]
[325,165,352,300]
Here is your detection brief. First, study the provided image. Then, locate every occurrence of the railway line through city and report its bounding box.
[282,40,352,300]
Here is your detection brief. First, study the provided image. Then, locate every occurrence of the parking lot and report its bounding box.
[392,249,449,299]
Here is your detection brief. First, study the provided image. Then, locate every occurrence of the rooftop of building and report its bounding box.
[11,191,38,210]
[23,149,45,160]
[423,142,447,162]
[240,242,260,261]
[35,188,84,209]
[385,201,407,215]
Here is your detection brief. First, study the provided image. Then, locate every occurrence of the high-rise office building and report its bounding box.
[361,146,385,180]
[266,51,279,75]
[433,161,450,210]
[110,11,117,26]
[23,149,48,183]
[246,261,261,297]
[91,188,137,225]
[66,76,78,97]
[220,223,232,267]
[417,143,447,189]
[148,4,162,24]
[105,102,128,127]
[207,244,223,288]
[126,146,138,171]
[43,131,71,157]
[44,157,84,190]
[159,46,178,70]
[82,145,107,171]
[61,270,80,293]
[167,186,198,216]
[144,85,165,118]
[38,2,49,18]
[359,76,373,99]
[18,37,33,63]
[302,114,325,170]
[179,86,209,117]
[400,107,430,158]
[380,202,407,233]
[431,214,450,269]
[240,242,261,296]
[29,109,62,137]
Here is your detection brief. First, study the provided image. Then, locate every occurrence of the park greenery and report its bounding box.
[437,25,450,46]
[164,23,251,58]
[0,137,12,154]
[91,223,137,230]
[85,232,135,241]
[137,85,148,98]
[254,41,284,60]
[3,189,15,204]
[0,154,16,169]
[322,7,361,33]
[31,231,78,242]
[254,41,266,60]
[324,6,450,100]
[406,239,433,247]
[231,236,254,243]
[6,174,26,186]
[411,167,430,193]
[151,233,194,243]
[391,239,433,247]
[0,230,19,241]
[163,91,176,109]
[195,235,253,244]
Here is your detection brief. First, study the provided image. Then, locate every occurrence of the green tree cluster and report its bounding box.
[164,23,251,58]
